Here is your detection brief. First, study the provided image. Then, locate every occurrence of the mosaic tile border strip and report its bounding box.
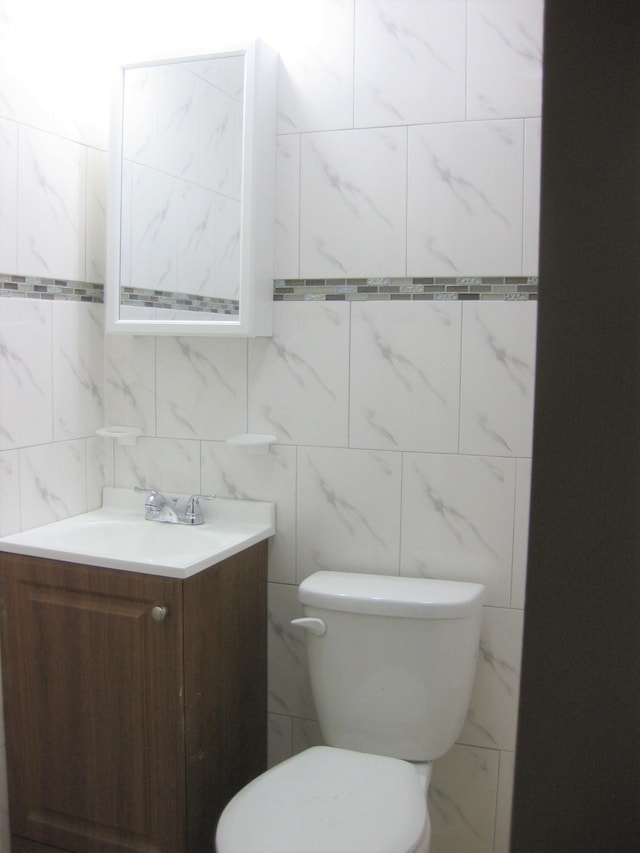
[274,276,538,301]
[120,286,239,316]
[0,274,539,306]
[0,275,240,315]
[0,274,104,302]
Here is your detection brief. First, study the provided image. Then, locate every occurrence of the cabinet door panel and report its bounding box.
[0,557,185,853]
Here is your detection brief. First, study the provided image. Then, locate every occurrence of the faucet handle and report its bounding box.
[184,493,216,524]
[134,486,161,502]
[134,486,160,495]
[133,486,177,512]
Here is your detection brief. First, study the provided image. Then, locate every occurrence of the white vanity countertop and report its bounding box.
[0,488,275,579]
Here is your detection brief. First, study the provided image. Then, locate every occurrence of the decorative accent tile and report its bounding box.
[0,274,103,302]
[120,285,239,316]
[1,273,538,305]
[274,276,538,301]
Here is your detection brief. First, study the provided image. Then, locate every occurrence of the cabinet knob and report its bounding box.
[151,606,168,622]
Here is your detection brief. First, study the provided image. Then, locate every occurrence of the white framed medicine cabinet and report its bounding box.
[106,40,277,337]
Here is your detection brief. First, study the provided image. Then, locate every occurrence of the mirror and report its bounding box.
[106,40,277,336]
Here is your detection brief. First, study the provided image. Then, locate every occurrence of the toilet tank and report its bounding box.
[297,572,485,762]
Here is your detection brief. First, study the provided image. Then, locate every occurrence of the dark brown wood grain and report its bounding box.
[183,539,268,850]
[0,543,267,853]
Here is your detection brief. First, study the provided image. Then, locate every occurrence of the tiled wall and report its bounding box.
[102,297,536,852]
[0,1,543,851]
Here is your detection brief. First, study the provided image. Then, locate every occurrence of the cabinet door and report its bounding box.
[0,556,185,853]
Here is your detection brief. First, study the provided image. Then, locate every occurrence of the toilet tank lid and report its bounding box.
[299,572,485,619]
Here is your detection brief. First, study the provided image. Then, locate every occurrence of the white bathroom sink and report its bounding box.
[0,487,275,579]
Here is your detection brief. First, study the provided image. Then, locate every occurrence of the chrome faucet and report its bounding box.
[134,487,216,525]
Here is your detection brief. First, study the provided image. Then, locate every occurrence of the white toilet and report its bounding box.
[216,571,485,853]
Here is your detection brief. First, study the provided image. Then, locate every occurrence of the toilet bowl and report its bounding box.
[215,572,484,853]
[215,746,432,853]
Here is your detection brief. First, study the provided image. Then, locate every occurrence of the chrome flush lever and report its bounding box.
[291,617,327,636]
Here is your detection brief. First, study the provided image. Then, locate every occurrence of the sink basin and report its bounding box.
[0,487,275,579]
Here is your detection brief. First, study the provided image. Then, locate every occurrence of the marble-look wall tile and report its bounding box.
[350,301,461,452]
[122,65,159,169]
[292,716,324,755]
[300,127,407,277]
[248,302,350,447]
[190,54,244,101]
[0,299,52,450]
[274,134,300,278]
[119,159,133,289]
[0,449,20,536]
[276,0,354,134]
[461,606,524,752]
[233,96,243,203]
[401,453,516,607]
[17,127,86,281]
[0,0,55,131]
[178,182,216,295]
[268,713,292,769]
[85,147,107,284]
[467,0,544,121]
[86,435,113,511]
[52,302,104,442]
[114,437,201,495]
[51,61,110,152]
[129,163,179,293]
[214,195,240,300]
[104,335,156,436]
[267,582,316,719]
[512,457,532,608]
[407,120,524,276]
[158,63,199,184]
[156,337,247,440]
[494,750,516,853]
[19,439,86,529]
[201,442,297,584]
[429,743,499,853]
[459,302,537,457]
[198,78,238,195]
[0,118,18,272]
[354,0,466,127]
[523,117,542,275]
[296,446,401,582]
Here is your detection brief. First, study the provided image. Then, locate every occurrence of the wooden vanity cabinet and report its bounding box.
[0,541,268,853]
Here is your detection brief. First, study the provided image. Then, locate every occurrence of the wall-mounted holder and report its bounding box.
[226,434,277,455]
[96,426,143,446]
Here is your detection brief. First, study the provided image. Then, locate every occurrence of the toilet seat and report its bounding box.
[215,746,428,853]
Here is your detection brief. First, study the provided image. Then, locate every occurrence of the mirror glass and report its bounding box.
[106,42,276,336]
